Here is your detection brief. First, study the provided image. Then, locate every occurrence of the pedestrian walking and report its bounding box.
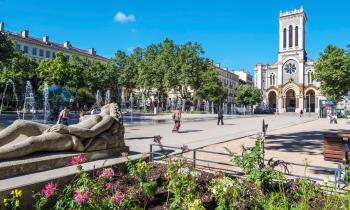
[299,109,303,118]
[217,107,224,125]
[57,106,70,125]
[172,107,182,133]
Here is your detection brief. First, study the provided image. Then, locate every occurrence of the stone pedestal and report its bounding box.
[0,146,129,180]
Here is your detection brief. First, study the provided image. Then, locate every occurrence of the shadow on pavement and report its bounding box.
[179,130,203,134]
[265,129,350,155]
[125,137,154,140]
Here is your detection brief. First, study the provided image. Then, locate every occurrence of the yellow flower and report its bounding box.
[3,198,8,206]
[15,199,20,207]
[14,189,22,198]
[10,190,15,195]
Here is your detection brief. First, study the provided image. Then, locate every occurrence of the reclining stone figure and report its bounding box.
[0,103,125,160]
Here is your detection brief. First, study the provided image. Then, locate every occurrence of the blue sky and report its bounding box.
[1,0,350,74]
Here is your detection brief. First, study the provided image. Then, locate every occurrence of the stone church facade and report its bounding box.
[254,7,325,113]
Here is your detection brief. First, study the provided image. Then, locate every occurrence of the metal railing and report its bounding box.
[149,144,345,188]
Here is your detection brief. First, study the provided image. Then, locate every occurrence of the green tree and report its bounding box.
[314,44,350,101]
[235,84,262,108]
[0,51,38,90]
[0,33,15,65]
[36,51,71,86]
[176,42,204,98]
[194,62,226,103]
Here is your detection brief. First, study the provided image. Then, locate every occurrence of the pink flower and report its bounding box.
[74,190,89,204]
[202,195,210,202]
[291,185,300,191]
[164,174,169,180]
[70,154,87,165]
[169,155,177,162]
[99,168,115,179]
[111,192,124,204]
[105,182,113,189]
[175,181,180,186]
[42,181,57,198]
[186,186,192,192]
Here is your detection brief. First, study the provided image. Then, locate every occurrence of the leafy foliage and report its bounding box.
[314,44,350,101]
[235,84,262,107]
[0,33,15,64]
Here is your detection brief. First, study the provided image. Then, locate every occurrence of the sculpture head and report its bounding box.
[101,103,122,121]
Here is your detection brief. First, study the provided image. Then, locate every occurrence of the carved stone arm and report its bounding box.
[67,116,114,139]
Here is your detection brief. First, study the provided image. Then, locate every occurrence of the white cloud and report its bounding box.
[114,12,135,23]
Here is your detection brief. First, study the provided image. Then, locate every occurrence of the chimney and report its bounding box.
[0,22,4,32]
[215,63,220,68]
[43,35,49,43]
[240,68,244,72]
[21,30,29,38]
[88,48,96,55]
[63,41,71,48]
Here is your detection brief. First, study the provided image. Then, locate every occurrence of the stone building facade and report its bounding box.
[0,22,109,63]
[254,7,325,113]
[215,64,239,103]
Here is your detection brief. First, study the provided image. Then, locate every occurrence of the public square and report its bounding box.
[1,1,350,209]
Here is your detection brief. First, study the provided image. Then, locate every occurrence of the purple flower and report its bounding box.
[105,182,113,189]
[175,181,180,186]
[186,186,192,192]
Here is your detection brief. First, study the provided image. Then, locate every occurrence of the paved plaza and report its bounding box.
[125,114,317,153]
[125,114,349,180]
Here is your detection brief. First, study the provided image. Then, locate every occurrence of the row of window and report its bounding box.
[268,71,314,87]
[283,25,299,49]
[16,43,56,58]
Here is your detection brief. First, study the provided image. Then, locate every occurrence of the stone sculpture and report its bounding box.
[0,103,126,160]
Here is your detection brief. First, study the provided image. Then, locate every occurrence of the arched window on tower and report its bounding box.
[307,71,314,84]
[270,73,275,86]
[283,28,286,49]
[289,25,293,48]
[295,26,298,47]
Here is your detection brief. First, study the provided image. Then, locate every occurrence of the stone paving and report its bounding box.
[182,118,350,181]
[124,114,317,153]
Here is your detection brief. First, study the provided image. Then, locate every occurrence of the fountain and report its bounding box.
[166,98,171,111]
[129,93,134,119]
[211,101,214,114]
[23,81,36,120]
[171,97,176,111]
[43,83,49,123]
[95,90,103,110]
[120,89,126,112]
[105,89,111,105]
[141,92,146,112]
[177,98,182,110]
[205,101,209,113]
[224,103,228,115]
[0,79,20,119]
[182,98,186,112]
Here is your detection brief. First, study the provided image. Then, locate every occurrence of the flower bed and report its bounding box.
[2,136,350,209]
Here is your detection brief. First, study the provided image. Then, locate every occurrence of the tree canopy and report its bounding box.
[314,44,350,101]
[0,33,15,65]
[235,84,262,107]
